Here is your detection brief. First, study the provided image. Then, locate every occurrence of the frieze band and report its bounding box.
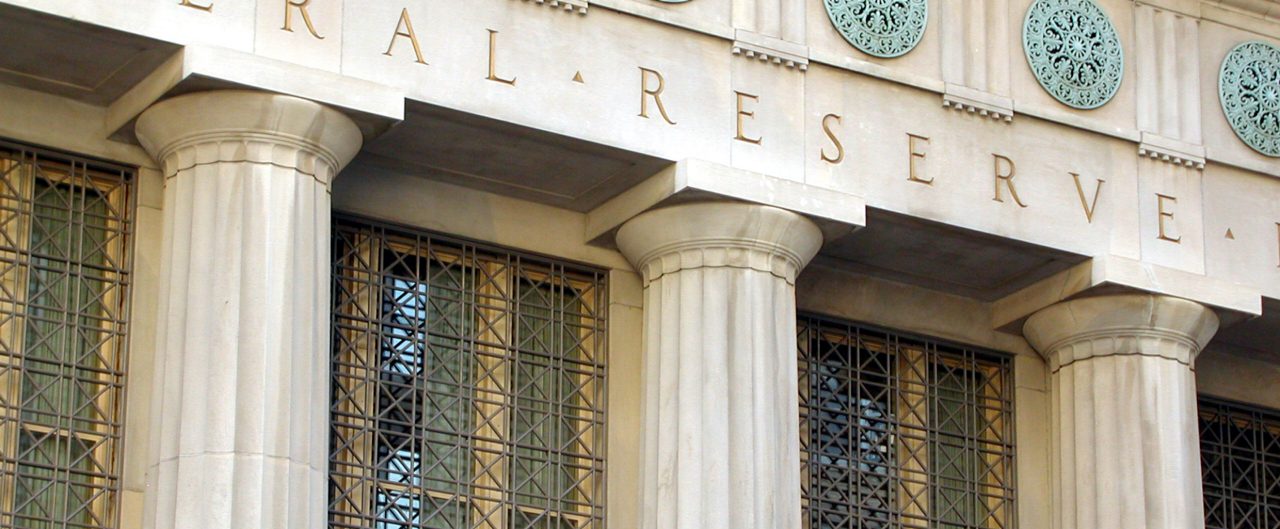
[170,0,1280,264]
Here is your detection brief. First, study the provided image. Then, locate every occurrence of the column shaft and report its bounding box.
[1051,354,1201,528]
[1024,294,1219,529]
[135,91,362,529]
[616,203,822,529]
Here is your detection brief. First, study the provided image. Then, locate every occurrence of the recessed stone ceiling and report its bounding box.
[818,208,1088,301]
[352,101,670,212]
[0,4,177,105]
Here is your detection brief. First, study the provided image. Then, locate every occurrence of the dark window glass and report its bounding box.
[0,142,134,529]
[1200,397,1280,529]
[330,218,606,529]
[799,316,1015,529]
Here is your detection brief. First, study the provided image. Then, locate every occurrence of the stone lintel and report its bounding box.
[992,255,1263,333]
[107,45,404,145]
[586,158,865,248]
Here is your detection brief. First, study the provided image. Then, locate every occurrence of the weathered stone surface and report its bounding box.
[616,202,821,529]
[1024,294,1220,529]
[135,90,361,529]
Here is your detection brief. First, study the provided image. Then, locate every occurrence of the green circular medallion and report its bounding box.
[824,0,928,58]
[1219,41,1280,157]
[1022,0,1124,110]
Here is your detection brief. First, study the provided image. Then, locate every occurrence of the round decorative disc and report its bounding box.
[1022,0,1124,110]
[824,0,928,58]
[1219,41,1280,157]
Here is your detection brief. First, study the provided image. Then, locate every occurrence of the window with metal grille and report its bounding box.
[798,315,1015,529]
[1199,397,1280,529]
[329,217,607,529]
[0,141,134,529]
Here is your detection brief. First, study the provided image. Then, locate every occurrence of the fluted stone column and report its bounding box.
[615,202,823,529]
[134,91,362,529]
[1023,294,1220,529]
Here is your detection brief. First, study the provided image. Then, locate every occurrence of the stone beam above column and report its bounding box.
[991,255,1262,333]
[586,158,865,247]
[107,45,404,144]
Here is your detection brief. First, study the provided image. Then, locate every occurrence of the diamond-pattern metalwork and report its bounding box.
[1199,397,1280,529]
[0,141,134,529]
[798,315,1015,529]
[330,216,607,529]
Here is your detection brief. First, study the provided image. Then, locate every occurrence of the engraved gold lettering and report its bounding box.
[821,113,844,164]
[993,154,1028,208]
[179,0,213,12]
[638,67,675,125]
[385,8,426,64]
[486,29,516,85]
[1157,193,1181,243]
[283,0,323,39]
[907,133,932,185]
[1070,172,1103,223]
[734,91,762,145]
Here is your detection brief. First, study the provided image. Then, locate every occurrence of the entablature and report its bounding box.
[0,0,1276,353]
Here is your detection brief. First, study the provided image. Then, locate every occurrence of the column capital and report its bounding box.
[615,202,823,286]
[135,90,362,186]
[1023,293,1220,371]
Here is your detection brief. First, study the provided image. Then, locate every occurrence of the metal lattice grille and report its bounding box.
[1200,397,1280,529]
[798,316,1015,529]
[0,141,134,529]
[329,216,607,529]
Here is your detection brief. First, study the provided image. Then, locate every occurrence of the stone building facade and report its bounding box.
[0,1,1276,529]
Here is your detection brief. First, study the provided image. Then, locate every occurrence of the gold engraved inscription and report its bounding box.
[179,0,213,12]
[734,91,762,145]
[907,134,932,185]
[821,114,844,164]
[992,154,1028,208]
[1157,194,1181,243]
[486,29,517,85]
[385,8,427,64]
[638,67,676,124]
[283,0,324,39]
[1070,172,1104,223]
